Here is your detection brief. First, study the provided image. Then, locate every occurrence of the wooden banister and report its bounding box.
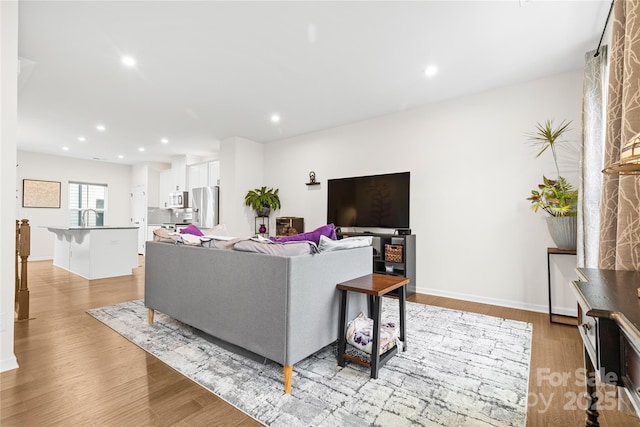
[15,219,31,321]
[15,221,20,300]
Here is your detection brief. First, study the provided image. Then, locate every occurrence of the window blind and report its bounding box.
[69,182,108,226]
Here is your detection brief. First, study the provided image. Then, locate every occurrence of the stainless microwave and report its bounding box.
[168,191,189,208]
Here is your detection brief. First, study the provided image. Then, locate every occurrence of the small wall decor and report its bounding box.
[306,171,320,186]
[22,179,61,208]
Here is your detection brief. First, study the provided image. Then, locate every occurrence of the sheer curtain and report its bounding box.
[578,47,607,268]
[599,0,640,270]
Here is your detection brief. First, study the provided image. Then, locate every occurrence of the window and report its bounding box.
[69,182,107,226]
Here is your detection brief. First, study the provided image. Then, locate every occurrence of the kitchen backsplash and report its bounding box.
[147,207,172,225]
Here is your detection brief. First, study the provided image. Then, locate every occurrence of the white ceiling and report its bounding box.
[17,1,611,165]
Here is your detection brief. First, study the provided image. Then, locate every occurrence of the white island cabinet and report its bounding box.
[46,226,139,280]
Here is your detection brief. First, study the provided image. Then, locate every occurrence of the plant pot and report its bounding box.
[256,207,271,217]
[546,216,577,250]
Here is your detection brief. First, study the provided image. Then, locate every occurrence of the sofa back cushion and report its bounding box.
[318,235,372,252]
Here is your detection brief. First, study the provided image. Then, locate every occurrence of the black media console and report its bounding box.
[337,232,416,298]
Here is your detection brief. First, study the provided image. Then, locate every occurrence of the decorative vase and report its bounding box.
[259,224,267,234]
[546,216,577,250]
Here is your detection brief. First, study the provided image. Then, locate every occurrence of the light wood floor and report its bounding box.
[2,259,639,426]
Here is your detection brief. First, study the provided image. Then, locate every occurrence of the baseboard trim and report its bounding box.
[415,286,577,316]
[18,256,52,262]
[0,355,19,372]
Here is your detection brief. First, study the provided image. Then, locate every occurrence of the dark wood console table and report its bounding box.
[571,268,640,426]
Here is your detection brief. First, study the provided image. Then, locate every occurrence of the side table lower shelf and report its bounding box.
[342,346,398,370]
[336,273,409,379]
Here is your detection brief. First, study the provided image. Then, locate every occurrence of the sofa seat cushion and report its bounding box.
[204,237,244,250]
[233,239,317,256]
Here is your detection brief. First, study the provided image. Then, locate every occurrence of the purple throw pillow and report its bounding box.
[180,223,204,237]
[270,223,337,245]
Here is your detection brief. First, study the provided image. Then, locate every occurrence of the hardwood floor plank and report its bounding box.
[1,259,639,426]
[410,292,640,426]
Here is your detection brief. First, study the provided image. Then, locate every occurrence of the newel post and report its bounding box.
[15,220,20,300]
[16,219,31,320]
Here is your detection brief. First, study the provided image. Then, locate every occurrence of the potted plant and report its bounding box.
[244,186,281,217]
[526,119,578,250]
[528,176,578,217]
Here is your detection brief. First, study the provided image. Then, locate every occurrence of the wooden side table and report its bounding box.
[336,273,409,379]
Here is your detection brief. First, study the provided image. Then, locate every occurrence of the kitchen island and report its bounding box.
[46,226,138,280]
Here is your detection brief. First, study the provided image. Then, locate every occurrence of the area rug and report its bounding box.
[87,299,532,426]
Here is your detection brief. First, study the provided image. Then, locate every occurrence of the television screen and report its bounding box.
[327,172,410,229]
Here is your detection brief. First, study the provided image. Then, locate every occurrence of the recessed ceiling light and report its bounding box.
[121,55,136,67]
[424,66,438,77]
[271,114,281,123]
[78,136,86,142]
[96,124,106,132]
[62,146,69,151]
[118,154,124,159]
[138,147,145,152]
[161,138,169,144]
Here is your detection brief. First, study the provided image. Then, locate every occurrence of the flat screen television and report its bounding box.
[327,172,410,229]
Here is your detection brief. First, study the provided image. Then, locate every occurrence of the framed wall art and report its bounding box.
[22,179,61,208]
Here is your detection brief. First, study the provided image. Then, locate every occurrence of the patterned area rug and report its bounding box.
[87,299,531,426]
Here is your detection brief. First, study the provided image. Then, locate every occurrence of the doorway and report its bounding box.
[130,185,146,254]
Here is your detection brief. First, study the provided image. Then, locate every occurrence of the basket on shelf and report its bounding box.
[385,244,403,263]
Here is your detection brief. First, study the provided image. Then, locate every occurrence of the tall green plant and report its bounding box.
[526,120,578,217]
[244,186,281,212]
[527,119,572,178]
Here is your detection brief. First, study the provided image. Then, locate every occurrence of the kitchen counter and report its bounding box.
[46,226,139,280]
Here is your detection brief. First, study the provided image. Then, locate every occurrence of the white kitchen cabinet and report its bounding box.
[159,170,172,208]
[171,157,187,192]
[188,160,220,192]
[188,162,209,193]
[47,227,138,280]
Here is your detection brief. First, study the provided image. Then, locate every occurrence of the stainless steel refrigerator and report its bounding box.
[191,186,219,228]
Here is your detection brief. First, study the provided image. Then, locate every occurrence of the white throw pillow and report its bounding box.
[318,235,372,252]
[201,223,229,237]
[180,233,203,246]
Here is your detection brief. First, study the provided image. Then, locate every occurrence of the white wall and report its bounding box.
[262,70,583,313]
[1,0,19,372]
[131,161,170,208]
[219,136,266,236]
[16,151,133,261]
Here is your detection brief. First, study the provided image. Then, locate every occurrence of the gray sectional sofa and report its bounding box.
[144,240,372,393]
